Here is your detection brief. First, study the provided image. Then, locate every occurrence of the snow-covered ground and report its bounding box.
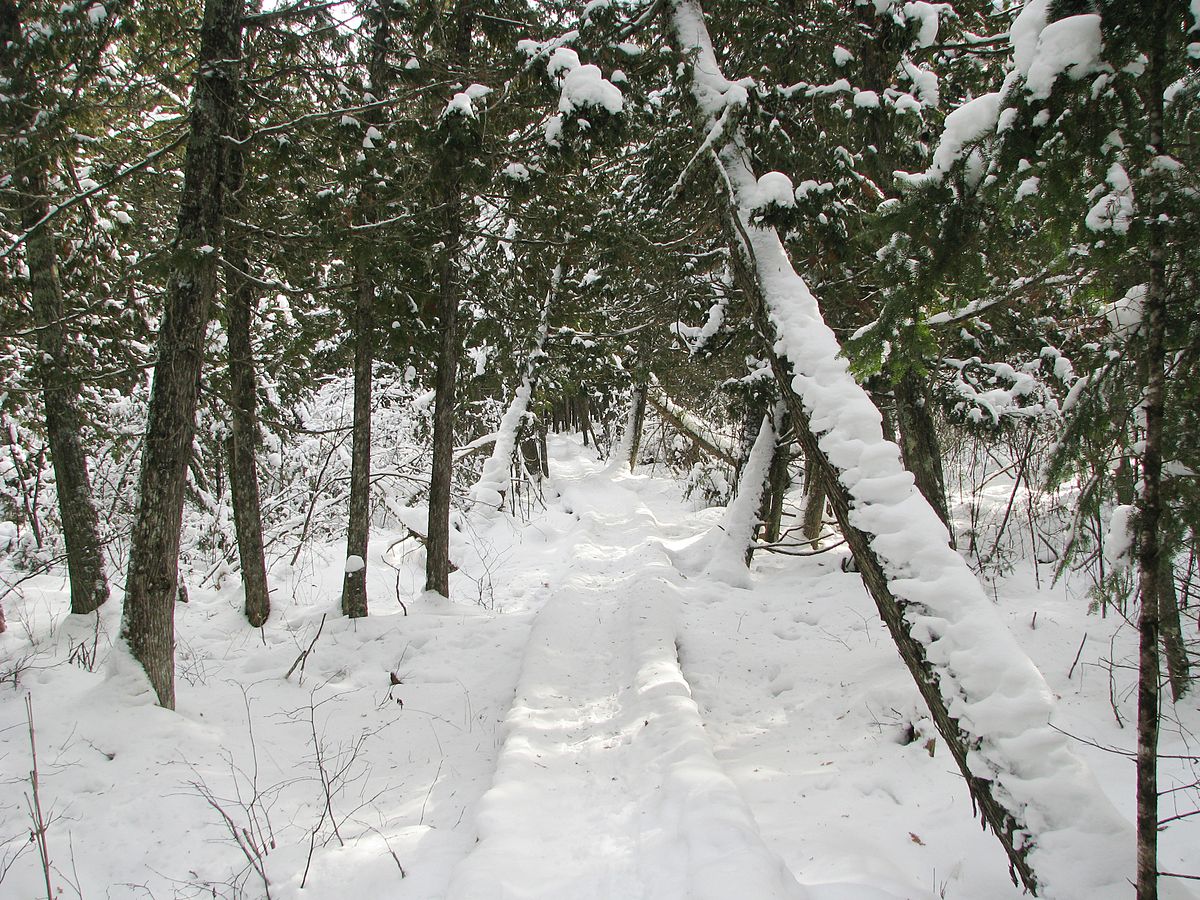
[1,435,1196,898]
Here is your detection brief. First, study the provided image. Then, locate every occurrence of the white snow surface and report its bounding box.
[667,3,1166,897]
[448,458,806,900]
[1,435,1197,898]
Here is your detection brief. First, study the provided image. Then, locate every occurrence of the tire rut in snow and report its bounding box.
[445,476,807,900]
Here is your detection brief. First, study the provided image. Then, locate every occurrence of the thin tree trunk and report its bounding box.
[894,370,954,545]
[340,2,392,617]
[646,391,736,466]
[2,1,109,617]
[425,0,474,597]
[341,251,373,618]
[1135,7,1169,895]
[1160,555,1190,702]
[223,90,269,628]
[760,406,791,546]
[801,458,826,550]
[122,0,244,709]
[627,383,648,470]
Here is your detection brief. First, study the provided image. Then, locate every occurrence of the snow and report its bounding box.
[1022,14,1104,100]
[1015,174,1040,201]
[852,90,880,109]
[900,58,939,108]
[502,162,530,182]
[1086,162,1136,235]
[2,435,1195,899]
[559,64,624,116]
[1105,283,1145,336]
[1010,0,1051,77]
[1104,504,1136,570]
[901,1,942,47]
[752,171,796,209]
[442,92,477,120]
[671,413,777,588]
[896,92,1001,186]
[832,45,853,66]
[343,553,365,573]
[448,460,805,899]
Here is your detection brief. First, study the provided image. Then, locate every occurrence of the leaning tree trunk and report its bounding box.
[471,280,553,511]
[223,90,269,628]
[668,3,1133,895]
[122,0,244,709]
[2,1,109,616]
[425,0,475,597]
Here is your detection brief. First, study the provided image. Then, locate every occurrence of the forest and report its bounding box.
[1,0,1198,897]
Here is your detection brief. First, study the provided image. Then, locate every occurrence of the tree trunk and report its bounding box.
[760,405,791,545]
[668,4,1131,890]
[1160,556,1190,702]
[2,1,109,617]
[339,3,393,617]
[122,0,245,709]
[894,370,954,545]
[425,0,474,597]
[1135,8,1169,895]
[801,458,826,550]
[341,251,374,618]
[626,383,648,470]
[223,90,269,629]
[646,390,736,466]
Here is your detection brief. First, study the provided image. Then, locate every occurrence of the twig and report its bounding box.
[419,758,444,827]
[285,614,326,682]
[24,696,54,900]
[1067,633,1088,680]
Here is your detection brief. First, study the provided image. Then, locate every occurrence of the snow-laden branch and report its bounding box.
[667,2,1134,897]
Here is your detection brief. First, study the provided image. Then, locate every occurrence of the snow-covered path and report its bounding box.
[447,460,806,900]
[2,436,1194,898]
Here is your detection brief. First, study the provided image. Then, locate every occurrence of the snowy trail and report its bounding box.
[446,457,806,900]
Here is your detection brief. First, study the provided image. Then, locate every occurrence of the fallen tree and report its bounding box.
[666,2,1135,896]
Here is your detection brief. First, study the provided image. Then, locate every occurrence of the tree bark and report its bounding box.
[1160,556,1190,702]
[223,87,269,629]
[341,252,374,617]
[339,3,393,617]
[425,0,474,597]
[1135,7,1169,895]
[122,0,245,709]
[646,390,736,466]
[759,406,791,546]
[2,1,109,617]
[894,370,954,545]
[626,383,648,470]
[801,458,826,550]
